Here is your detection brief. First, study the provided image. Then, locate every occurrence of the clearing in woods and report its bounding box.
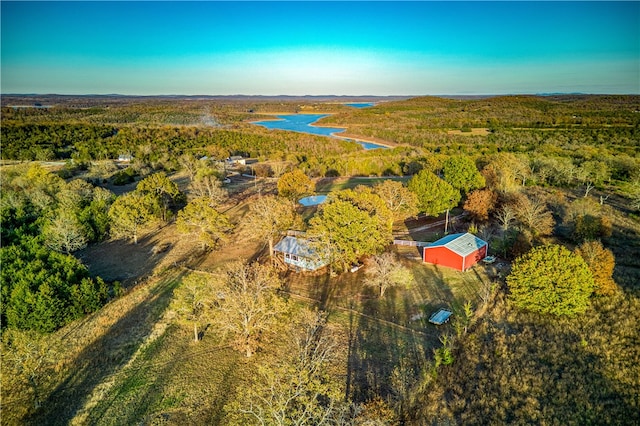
[23,175,492,424]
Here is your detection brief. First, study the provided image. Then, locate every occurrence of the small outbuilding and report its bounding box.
[429,308,452,325]
[273,236,327,272]
[423,232,488,271]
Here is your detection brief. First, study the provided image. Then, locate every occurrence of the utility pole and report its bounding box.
[444,209,450,234]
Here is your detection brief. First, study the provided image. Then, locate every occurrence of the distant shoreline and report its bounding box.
[334,131,396,148]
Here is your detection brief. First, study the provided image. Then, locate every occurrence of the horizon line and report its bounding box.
[6,92,639,98]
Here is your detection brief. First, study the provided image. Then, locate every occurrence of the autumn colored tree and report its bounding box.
[277,169,314,200]
[408,170,461,217]
[176,197,232,250]
[463,189,498,222]
[212,262,286,358]
[243,195,299,258]
[575,240,617,296]
[507,244,594,316]
[372,180,419,221]
[480,153,530,193]
[252,163,273,178]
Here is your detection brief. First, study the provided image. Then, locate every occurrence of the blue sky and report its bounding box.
[2,1,638,95]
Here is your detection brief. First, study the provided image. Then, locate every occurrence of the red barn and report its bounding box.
[423,232,488,271]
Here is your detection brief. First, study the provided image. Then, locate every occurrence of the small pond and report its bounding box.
[299,195,328,206]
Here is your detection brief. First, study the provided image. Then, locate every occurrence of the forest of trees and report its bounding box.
[1,95,639,424]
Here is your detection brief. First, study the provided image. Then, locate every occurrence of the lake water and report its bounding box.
[252,114,344,137]
[252,114,387,150]
[344,102,374,108]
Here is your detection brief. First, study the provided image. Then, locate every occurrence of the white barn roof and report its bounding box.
[426,232,487,257]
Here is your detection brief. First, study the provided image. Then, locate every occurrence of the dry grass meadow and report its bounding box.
[3,170,638,425]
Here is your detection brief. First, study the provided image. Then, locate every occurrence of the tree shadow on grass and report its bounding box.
[409,263,457,319]
[86,330,239,425]
[76,228,173,287]
[345,286,431,406]
[28,271,185,425]
[309,273,339,311]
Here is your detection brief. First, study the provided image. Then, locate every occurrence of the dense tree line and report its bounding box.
[1,235,109,333]
[1,165,115,333]
[1,123,117,160]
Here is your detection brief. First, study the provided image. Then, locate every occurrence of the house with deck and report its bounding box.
[273,236,327,272]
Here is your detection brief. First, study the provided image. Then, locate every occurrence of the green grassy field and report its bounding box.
[314,176,410,193]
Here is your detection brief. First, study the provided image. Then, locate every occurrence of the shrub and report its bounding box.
[112,168,136,185]
[575,240,617,296]
[573,214,612,242]
[507,244,594,316]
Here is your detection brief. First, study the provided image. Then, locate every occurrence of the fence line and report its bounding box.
[393,239,430,247]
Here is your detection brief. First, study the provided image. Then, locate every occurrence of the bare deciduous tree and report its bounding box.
[212,262,286,357]
[233,309,350,425]
[43,212,88,254]
[178,153,199,181]
[496,205,517,233]
[190,172,228,206]
[243,195,299,259]
[364,252,413,297]
[513,195,554,237]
